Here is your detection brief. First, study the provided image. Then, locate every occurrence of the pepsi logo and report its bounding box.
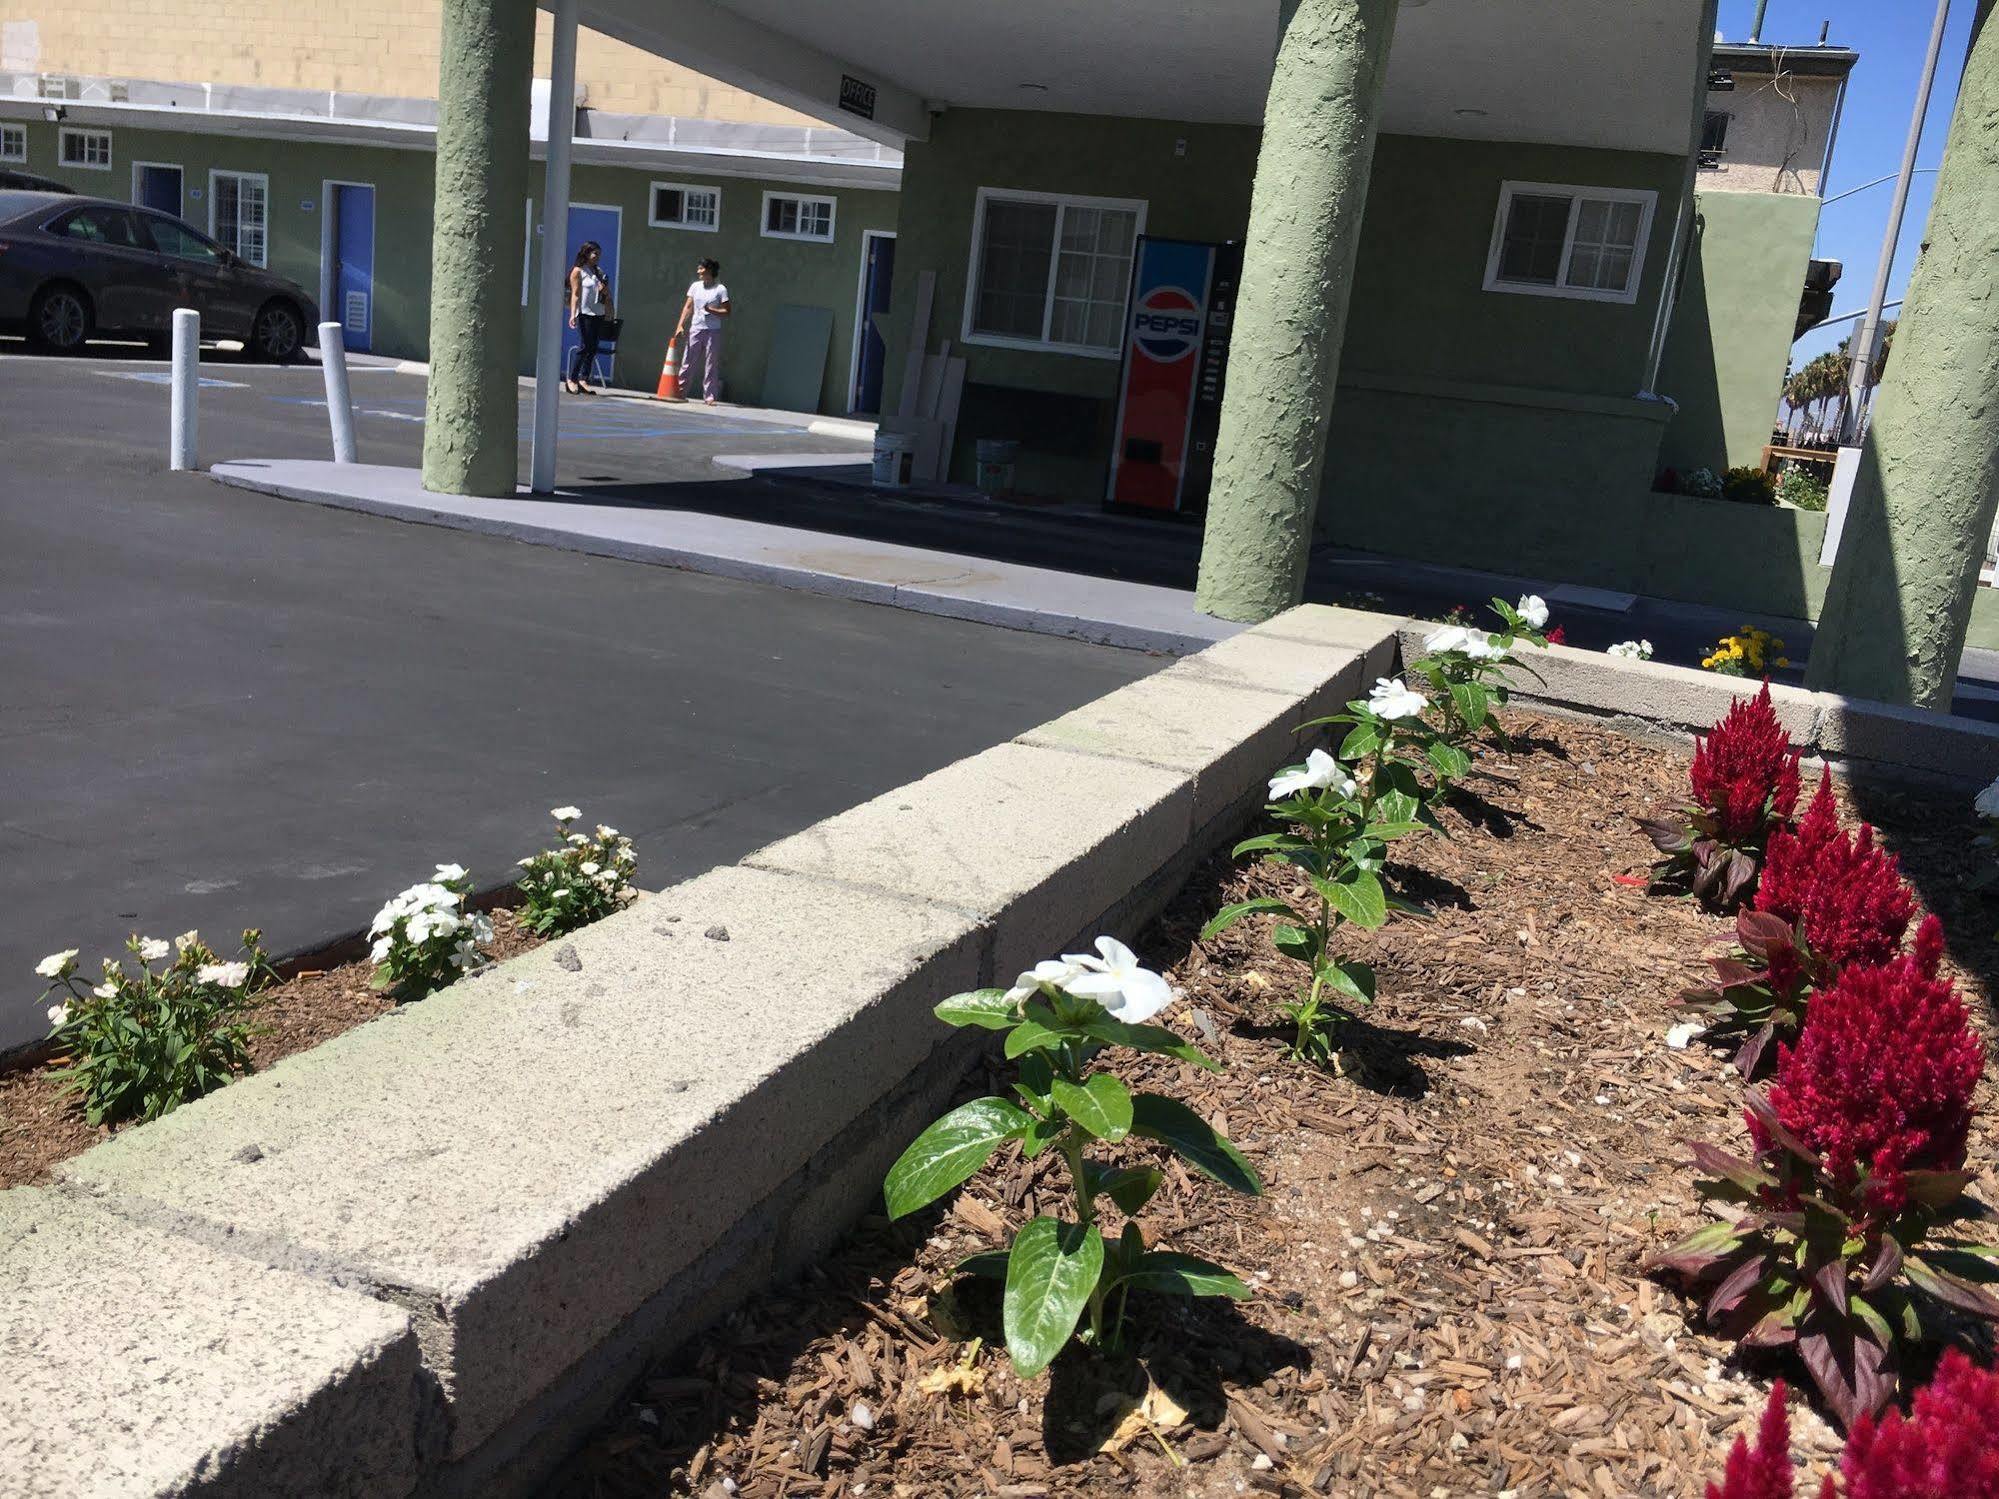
[1131,286,1203,362]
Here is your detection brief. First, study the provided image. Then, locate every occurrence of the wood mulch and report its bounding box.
[0,907,545,1189]
[550,711,1999,1499]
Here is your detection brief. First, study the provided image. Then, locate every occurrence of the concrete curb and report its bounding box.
[16,605,1382,1498]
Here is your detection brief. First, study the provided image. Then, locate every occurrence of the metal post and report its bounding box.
[319,321,359,464]
[169,307,198,471]
[529,0,579,495]
[1749,0,1768,43]
[1840,0,1951,442]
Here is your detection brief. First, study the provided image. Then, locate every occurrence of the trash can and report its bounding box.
[975,438,1020,495]
[872,430,915,488]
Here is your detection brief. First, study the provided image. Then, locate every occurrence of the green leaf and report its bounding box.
[934,989,1019,1030]
[1199,897,1297,942]
[1319,960,1376,1006]
[1904,1253,1999,1320]
[1130,1093,1261,1195]
[883,1097,1033,1219]
[1051,1073,1133,1142]
[1272,924,1319,962]
[1003,1218,1104,1377]
[956,1249,1011,1281]
[1004,1017,1066,1060]
[1090,1165,1164,1216]
[1077,1015,1220,1071]
[1114,1250,1253,1300]
[1322,870,1388,930]
[1449,680,1491,732]
[1427,741,1472,781]
[1340,721,1383,760]
[1021,1117,1066,1159]
[1373,789,1421,826]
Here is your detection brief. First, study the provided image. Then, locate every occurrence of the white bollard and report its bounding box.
[169,308,199,472]
[318,321,358,464]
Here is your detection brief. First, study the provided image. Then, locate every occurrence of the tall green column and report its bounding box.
[1194,0,1399,622]
[1806,1,1999,709]
[421,0,535,497]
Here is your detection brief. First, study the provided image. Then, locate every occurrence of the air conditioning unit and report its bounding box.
[109,80,129,103]
[37,73,81,100]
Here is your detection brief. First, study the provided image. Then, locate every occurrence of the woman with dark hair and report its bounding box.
[565,241,612,394]
[674,257,730,405]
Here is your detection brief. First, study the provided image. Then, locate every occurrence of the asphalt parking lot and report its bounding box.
[0,349,1160,1053]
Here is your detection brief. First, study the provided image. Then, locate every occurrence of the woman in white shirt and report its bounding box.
[565,241,613,394]
[675,257,731,405]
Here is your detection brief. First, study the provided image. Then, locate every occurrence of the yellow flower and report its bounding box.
[1776,657,1791,668]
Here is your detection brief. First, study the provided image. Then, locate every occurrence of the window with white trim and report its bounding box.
[649,181,719,231]
[0,123,25,163]
[761,192,835,243]
[58,127,112,171]
[963,188,1144,357]
[210,170,269,266]
[1483,181,1655,304]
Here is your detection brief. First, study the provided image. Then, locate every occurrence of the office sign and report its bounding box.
[839,75,877,121]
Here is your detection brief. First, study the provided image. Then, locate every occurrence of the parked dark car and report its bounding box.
[0,169,74,193]
[0,190,317,359]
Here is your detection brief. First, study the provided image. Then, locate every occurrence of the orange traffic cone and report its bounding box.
[655,340,685,402]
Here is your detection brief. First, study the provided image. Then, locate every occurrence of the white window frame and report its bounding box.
[0,123,25,164]
[208,168,270,267]
[961,186,1149,361]
[759,190,836,244]
[58,126,113,172]
[1482,180,1657,306]
[648,180,720,233]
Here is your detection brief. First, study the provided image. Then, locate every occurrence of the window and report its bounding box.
[209,170,268,266]
[649,182,719,231]
[1483,181,1655,304]
[761,192,835,243]
[1699,111,1730,167]
[0,124,24,163]
[55,206,143,248]
[58,128,112,171]
[963,188,1145,357]
[142,213,224,263]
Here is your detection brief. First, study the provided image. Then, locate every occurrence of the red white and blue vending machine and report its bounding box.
[1106,236,1242,515]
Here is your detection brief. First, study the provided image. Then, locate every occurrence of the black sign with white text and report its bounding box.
[839,74,877,121]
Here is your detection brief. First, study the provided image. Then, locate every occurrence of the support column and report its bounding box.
[529,0,579,495]
[1193,0,1399,623]
[1806,1,1999,709]
[422,0,535,497]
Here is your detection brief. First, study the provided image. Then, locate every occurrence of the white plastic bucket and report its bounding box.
[872,430,915,488]
[975,438,1020,495]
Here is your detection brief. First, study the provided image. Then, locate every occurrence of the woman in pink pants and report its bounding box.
[675,257,731,405]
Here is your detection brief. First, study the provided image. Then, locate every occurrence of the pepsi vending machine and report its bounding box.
[1106,236,1242,515]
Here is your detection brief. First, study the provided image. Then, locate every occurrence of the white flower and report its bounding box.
[196,961,249,989]
[1976,776,1999,820]
[1665,1020,1706,1051]
[174,930,200,952]
[91,981,117,1000]
[1005,957,1092,1006]
[1367,677,1429,722]
[550,806,582,822]
[137,937,171,962]
[1268,747,1357,802]
[1423,624,1471,655]
[433,863,468,885]
[1517,594,1550,629]
[370,936,392,964]
[1608,639,1655,661]
[1061,936,1176,1025]
[579,861,601,876]
[1463,633,1511,662]
[35,949,78,979]
[597,825,618,838]
[46,1001,69,1028]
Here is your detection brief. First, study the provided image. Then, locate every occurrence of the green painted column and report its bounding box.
[421,0,535,497]
[1806,1,1999,708]
[1194,0,1399,622]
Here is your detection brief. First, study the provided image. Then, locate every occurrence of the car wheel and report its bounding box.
[28,285,92,354]
[250,301,303,363]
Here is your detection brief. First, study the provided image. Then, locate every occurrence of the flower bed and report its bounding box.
[549,711,1996,1498]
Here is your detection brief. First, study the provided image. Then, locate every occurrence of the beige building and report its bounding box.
[1698,41,1856,196]
[0,1,816,125]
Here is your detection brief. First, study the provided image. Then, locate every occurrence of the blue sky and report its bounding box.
[1714,0,1978,370]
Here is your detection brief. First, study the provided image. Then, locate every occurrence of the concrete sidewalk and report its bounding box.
[210,458,1240,655]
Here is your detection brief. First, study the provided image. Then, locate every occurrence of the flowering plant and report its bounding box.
[37,930,271,1124]
[1705,1379,1796,1499]
[1648,920,1997,1427]
[1704,625,1790,677]
[884,939,1260,1376]
[516,807,638,938]
[1776,469,1829,513]
[1608,639,1654,661]
[1684,771,1915,1075]
[369,864,494,1001]
[1637,683,1802,909]
[1406,595,1551,756]
[1684,467,1725,499]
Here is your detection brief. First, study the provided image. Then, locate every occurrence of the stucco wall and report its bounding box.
[0,4,816,126]
[1699,69,1841,195]
[1656,189,1822,473]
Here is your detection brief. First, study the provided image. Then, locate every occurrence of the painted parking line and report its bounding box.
[109,371,249,390]
[266,393,810,440]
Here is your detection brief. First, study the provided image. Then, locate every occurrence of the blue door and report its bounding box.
[853,233,895,414]
[332,184,375,354]
[135,164,182,217]
[557,204,621,384]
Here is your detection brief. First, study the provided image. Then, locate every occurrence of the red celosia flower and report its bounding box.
[1756,771,1915,972]
[1690,684,1803,846]
[1752,918,1982,1213]
[1709,1381,1797,1499]
[1546,625,1567,645]
[1840,1348,1999,1498]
